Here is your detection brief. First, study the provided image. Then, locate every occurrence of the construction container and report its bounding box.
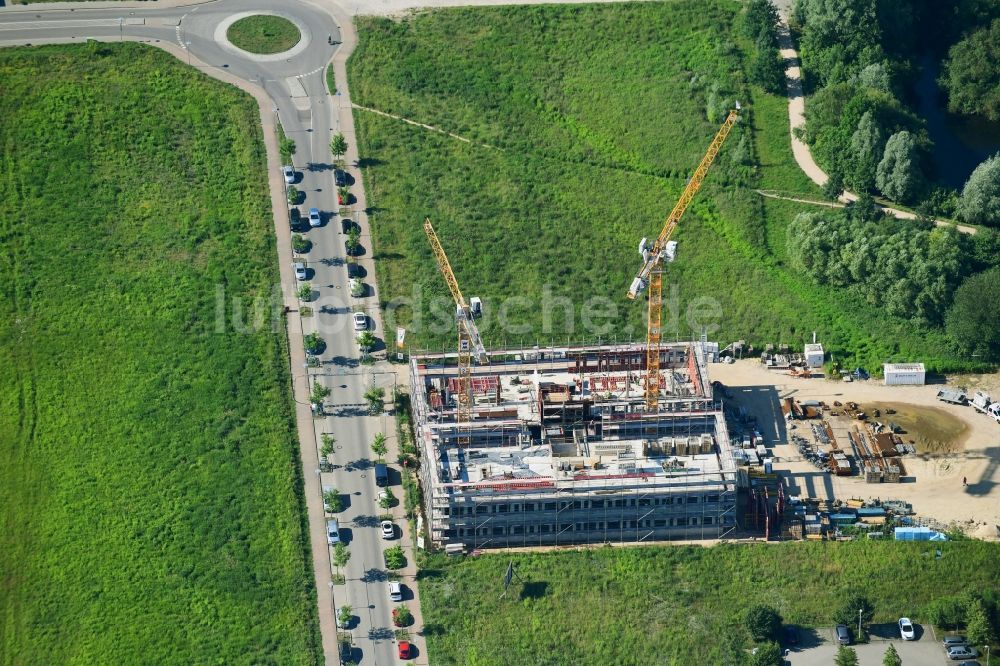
[883,363,926,386]
[804,343,824,368]
[894,526,947,541]
[829,512,857,525]
[884,465,900,483]
[688,436,701,455]
[700,433,714,454]
[676,438,688,456]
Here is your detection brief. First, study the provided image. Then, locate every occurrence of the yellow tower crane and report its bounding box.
[424,218,488,442]
[627,106,740,411]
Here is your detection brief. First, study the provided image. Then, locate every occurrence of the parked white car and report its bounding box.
[380,520,395,540]
[353,312,367,331]
[898,617,915,640]
[326,519,340,545]
[294,262,307,281]
[282,165,296,184]
[388,581,402,602]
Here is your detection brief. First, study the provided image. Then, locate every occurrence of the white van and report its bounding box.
[388,581,403,602]
[326,519,340,545]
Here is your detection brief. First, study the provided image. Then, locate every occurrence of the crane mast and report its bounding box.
[424,219,487,442]
[627,108,740,411]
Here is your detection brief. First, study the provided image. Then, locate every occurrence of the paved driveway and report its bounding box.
[785,625,953,666]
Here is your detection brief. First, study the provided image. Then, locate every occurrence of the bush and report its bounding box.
[292,234,311,253]
[297,283,312,301]
[287,186,301,205]
[925,595,967,630]
[882,643,901,666]
[965,597,998,646]
[393,605,413,627]
[745,604,782,642]
[835,645,859,666]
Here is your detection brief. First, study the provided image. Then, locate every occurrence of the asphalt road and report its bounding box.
[0,2,421,665]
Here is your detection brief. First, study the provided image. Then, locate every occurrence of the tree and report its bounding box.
[384,545,405,569]
[311,382,331,404]
[835,645,859,666]
[357,330,376,352]
[297,283,312,301]
[957,153,1000,226]
[946,266,1000,361]
[337,605,352,628]
[876,131,924,203]
[859,62,892,93]
[292,233,311,253]
[279,137,297,163]
[365,386,385,415]
[303,332,324,353]
[330,132,348,160]
[338,186,351,205]
[925,595,967,630]
[749,641,783,666]
[346,226,361,255]
[848,111,885,192]
[745,604,783,642]
[835,593,875,630]
[965,597,998,646]
[392,605,413,627]
[371,432,388,461]
[320,434,336,459]
[324,488,343,513]
[379,486,396,509]
[882,643,901,666]
[942,18,1000,122]
[332,541,350,571]
[750,42,786,95]
[742,0,779,42]
[286,186,300,205]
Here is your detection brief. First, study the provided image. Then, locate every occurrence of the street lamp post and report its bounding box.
[858,608,862,641]
[985,644,990,666]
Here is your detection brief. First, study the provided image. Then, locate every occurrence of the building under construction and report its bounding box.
[410,341,738,550]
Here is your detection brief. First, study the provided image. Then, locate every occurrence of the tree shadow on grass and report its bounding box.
[519,581,548,600]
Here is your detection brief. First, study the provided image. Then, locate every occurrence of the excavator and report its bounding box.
[627,105,741,411]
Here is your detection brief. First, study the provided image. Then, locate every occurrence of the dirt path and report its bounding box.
[712,360,1000,538]
[776,20,976,235]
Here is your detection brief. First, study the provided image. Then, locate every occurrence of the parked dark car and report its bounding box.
[334,169,348,186]
[835,625,851,645]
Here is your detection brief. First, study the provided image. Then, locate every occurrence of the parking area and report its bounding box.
[785,625,966,666]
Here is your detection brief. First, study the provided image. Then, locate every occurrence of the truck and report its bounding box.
[988,402,1000,424]
[936,389,967,405]
[971,391,992,414]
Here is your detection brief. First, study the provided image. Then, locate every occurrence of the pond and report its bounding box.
[914,53,1000,189]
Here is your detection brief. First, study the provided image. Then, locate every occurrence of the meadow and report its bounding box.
[0,43,320,664]
[418,541,1000,665]
[348,1,978,371]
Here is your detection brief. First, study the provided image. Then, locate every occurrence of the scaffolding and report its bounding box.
[413,341,739,550]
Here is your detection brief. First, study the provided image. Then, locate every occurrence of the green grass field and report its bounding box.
[418,542,1000,665]
[349,1,974,371]
[227,15,302,55]
[0,43,320,664]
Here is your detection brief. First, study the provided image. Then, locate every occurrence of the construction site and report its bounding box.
[409,341,739,549]
[407,110,745,550]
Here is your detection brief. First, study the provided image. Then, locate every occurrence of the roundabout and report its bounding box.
[226,14,301,55]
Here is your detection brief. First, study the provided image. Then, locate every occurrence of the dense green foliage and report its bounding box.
[786,207,970,325]
[835,645,859,666]
[749,641,783,666]
[744,0,784,94]
[875,131,924,203]
[0,44,320,664]
[946,266,1000,360]
[882,644,901,666]
[958,153,1000,226]
[226,15,301,55]
[349,1,987,371]
[745,604,783,642]
[417,542,1000,665]
[833,592,875,627]
[942,18,1000,122]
